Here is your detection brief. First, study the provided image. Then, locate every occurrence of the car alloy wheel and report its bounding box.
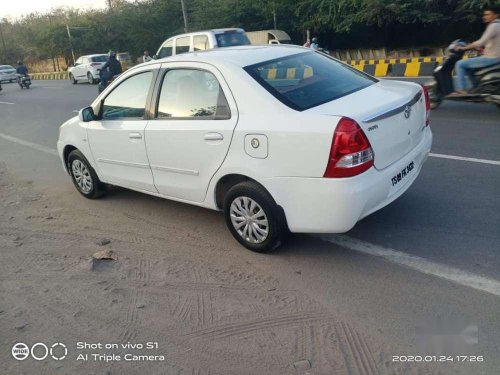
[230,196,269,244]
[87,72,94,84]
[71,159,93,194]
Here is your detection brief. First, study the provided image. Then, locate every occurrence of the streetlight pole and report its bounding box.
[180,0,189,33]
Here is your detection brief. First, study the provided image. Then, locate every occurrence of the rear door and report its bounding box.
[144,62,238,202]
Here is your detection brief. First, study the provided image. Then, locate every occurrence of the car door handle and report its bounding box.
[204,132,224,141]
[129,132,143,140]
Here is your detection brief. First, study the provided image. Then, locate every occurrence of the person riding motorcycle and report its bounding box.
[99,51,122,89]
[451,5,500,95]
[16,60,29,83]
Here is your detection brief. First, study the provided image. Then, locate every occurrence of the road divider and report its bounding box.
[31,72,69,80]
[348,56,444,77]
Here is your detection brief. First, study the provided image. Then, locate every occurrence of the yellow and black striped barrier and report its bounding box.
[347,56,449,77]
[30,72,69,80]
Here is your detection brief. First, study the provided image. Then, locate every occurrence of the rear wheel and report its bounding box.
[67,149,106,199]
[87,72,95,84]
[223,181,288,253]
[69,73,77,85]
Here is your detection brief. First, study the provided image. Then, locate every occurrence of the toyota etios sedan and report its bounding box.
[57,45,432,252]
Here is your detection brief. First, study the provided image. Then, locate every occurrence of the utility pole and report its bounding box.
[66,24,76,65]
[272,0,277,30]
[180,0,189,33]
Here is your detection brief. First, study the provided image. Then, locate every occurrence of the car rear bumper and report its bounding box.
[264,127,432,233]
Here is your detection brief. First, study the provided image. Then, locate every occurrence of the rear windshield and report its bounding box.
[0,65,14,70]
[91,56,107,62]
[215,31,250,47]
[244,51,376,111]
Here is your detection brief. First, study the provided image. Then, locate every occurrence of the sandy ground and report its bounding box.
[0,162,454,375]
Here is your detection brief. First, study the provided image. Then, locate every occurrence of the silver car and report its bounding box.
[0,65,17,82]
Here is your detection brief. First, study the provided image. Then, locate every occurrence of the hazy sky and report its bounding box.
[1,0,107,19]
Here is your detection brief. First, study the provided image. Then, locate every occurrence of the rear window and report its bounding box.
[244,51,376,111]
[91,56,107,62]
[0,65,14,70]
[215,31,250,47]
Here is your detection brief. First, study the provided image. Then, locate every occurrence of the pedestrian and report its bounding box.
[451,5,500,95]
[303,39,311,48]
[142,50,152,63]
[310,37,319,50]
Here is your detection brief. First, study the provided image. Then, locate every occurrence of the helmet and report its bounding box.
[108,51,116,58]
[17,60,23,65]
[312,37,318,43]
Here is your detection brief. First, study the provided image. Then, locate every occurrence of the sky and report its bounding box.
[0,0,106,19]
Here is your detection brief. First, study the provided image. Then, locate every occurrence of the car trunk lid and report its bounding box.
[307,80,426,170]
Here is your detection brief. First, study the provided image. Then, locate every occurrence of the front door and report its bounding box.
[87,69,157,192]
[145,63,238,202]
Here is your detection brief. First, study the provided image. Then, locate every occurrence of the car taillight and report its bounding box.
[323,117,374,178]
[421,84,431,126]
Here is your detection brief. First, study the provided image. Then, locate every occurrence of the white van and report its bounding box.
[155,28,250,59]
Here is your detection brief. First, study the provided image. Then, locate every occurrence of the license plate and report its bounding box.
[391,161,414,187]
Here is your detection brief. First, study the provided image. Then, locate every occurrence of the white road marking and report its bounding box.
[323,235,500,297]
[429,153,500,166]
[0,101,15,105]
[0,133,58,156]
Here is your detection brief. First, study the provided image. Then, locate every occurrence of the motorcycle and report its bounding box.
[18,74,32,89]
[97,69,120,93]
[426,39,500,109]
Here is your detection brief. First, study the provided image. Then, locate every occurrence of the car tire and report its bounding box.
[223,181,288,253]
[69,73,77,84]
[87,72,95,84]
[67,149,106,199]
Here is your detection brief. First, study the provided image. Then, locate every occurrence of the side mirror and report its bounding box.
[152,55,158,60]
[78,106,95,122]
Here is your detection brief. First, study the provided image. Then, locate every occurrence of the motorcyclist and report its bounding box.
[451,5,500,95]
[16,61,29,84]
[99,51,122,88]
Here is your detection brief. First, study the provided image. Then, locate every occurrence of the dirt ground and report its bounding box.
[0,162,442,375]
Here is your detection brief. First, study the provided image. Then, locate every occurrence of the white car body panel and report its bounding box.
[68,54,107,81]
[58,46,432,234]
[0,65,17,81]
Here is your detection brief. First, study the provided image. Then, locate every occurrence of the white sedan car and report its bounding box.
[57,45,432,252]
[68,54,108,84]
[0,65,17,82]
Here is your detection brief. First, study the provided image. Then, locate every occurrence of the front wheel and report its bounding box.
[69,73,77,85]
[223,181,288,252]
[67,150,106,199]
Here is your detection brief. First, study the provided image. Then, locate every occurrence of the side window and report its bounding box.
[75,57,83,65]
[175,37,190,55]
[101,71,153,120]
[193,35,209,51]
[158,40,173,58]
[156,69,230,119]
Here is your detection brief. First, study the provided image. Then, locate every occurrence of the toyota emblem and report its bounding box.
[404,105,412,119]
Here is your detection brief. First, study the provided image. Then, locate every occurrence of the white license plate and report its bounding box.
[390,161,415,188]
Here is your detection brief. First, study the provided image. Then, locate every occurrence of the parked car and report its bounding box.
[57,45,432,252]
[155,28,250,59]
[246,30,292,45]
[68,54,108,84]
[0,65,17,82]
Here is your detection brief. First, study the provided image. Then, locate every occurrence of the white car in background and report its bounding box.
[57,45,432,252]
[155,28,250,58]
[68,54,108,84]
[0,65,17,82]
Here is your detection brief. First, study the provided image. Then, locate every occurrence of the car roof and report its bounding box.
[149,45,310,69]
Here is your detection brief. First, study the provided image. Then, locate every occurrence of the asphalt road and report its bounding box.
[1,79,499,374]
